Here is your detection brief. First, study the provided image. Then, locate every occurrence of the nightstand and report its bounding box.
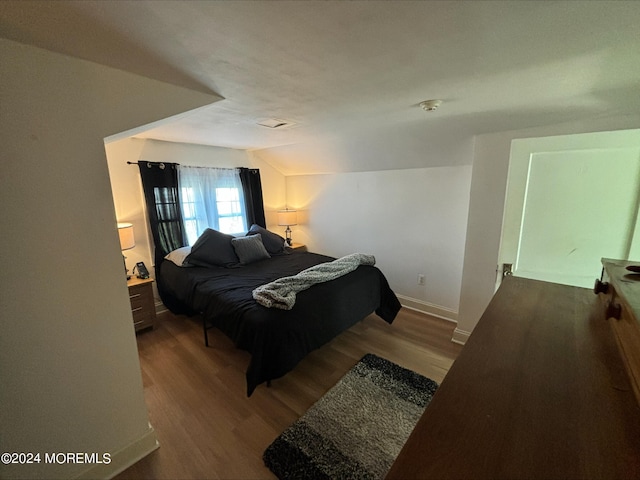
[288,243,307,252]
[127,276,156,332]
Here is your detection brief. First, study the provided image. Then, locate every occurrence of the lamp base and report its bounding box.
[123,254,131,280]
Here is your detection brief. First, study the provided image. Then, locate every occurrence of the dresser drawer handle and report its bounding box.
[132,307,143,313]
[129,293,142,299]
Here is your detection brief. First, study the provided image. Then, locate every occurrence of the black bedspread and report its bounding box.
[160,251,401,395]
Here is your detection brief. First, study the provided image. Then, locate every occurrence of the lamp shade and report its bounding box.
[277,210,298,226]
[117,223,135,250]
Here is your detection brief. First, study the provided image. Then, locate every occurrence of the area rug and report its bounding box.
[263,353,438,479]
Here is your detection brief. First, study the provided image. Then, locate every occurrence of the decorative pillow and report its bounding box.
[246,224,286,254]
[164,246,192,267]
[184,228,239,267]
[231,234,271,265]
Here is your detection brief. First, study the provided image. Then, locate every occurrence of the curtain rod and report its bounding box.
[127,161,181,171]
[127,161,180,167]
[127,161,255,172]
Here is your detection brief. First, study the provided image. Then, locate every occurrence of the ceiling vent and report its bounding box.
[257,118,297,129]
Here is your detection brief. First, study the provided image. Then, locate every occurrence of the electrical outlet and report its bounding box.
[417,274,425,285]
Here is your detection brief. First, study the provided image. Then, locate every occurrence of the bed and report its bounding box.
[158,226,402,396]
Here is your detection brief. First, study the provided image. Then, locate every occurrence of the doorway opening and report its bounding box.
[497,129,640,289]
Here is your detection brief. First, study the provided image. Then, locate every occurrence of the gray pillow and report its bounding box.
[232,234,271,264]
[185,228,239,267]
[246,224,285,254]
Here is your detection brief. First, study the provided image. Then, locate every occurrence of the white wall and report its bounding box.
[256,117,475,175]
[0,39,218,479]
[105,138,286,281]
[286,166,472,318]
[455,114,640,344]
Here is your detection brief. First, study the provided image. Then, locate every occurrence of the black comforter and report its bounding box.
[160,251,401,395]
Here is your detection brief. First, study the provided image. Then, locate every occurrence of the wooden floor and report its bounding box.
[116,307,463,479]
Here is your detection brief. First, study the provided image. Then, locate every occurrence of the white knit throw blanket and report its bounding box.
[253,253,376,310]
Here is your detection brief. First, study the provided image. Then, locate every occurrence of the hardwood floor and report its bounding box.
[116,307,463,479]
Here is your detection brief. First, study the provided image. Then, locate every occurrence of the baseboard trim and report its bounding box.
[75,424,159,480]
[155,301,168,315]
[396,294,458,323]
[451,327,471,345]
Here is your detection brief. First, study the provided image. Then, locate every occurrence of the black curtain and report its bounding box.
[239,167,266,228]
[138,162,188,309]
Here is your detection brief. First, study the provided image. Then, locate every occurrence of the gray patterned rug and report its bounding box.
[263,353,438,479]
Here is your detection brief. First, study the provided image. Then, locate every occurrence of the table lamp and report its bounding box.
[277,209,297,246]
[118,222,135,279]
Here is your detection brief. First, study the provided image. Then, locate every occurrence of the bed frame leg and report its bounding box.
[267,380,272,388]
[203,319,209,347]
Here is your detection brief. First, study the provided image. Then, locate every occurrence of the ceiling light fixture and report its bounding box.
[419,99,442,112]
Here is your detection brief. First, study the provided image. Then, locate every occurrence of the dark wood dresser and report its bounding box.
[596,258,640,407]
[387,274,640,479]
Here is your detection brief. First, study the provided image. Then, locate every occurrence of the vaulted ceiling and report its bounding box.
[2,1,639,174]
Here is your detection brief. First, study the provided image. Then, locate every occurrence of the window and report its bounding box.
[177,166,246,245]
[214,187,245,233]
[180,186,199,245]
